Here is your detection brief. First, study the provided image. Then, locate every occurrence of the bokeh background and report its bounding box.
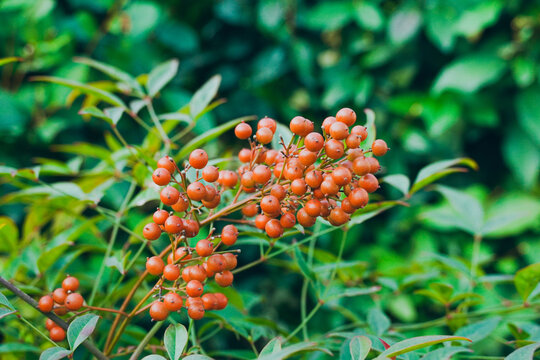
[1,0,539,358]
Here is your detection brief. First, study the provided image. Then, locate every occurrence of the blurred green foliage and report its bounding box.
[0,0,539,359]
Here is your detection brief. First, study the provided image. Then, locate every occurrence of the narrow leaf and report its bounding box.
[455,317,501,342]
[258,338,282,358]
[67,314,99,351]
[505,342,540,360]
[147,59,179,97]
[382,174,410,196]
[190,75,221,118]
[411,158,478,195]
[375,335,471,359]
[141,356,168,360]
[32,76,126,108]
[293,244,315,281]
[0,57,22,66]
[39,347,71,360]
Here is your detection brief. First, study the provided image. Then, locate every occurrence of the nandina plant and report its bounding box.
[3,59,514,360]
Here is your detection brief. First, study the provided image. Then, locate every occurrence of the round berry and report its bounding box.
[235,122,252,139]
[172,195,189,212]
[351,126,368,141]
[184,219,200,238]
[215,271,234,287]
[202,293,217,310]
[189,149,208,169]
[65,293,84,311]
[349,188,369,208]
[207,254,226,273]
[146,256,165,275]
[265,219,283,238]
[163,264,180,281]
[143,222,161,240]
[187,305,205,320]
[160,186,180,206]
[50,327,66,342]
[372,139,388,156]
[253,165,271,184]
[258,117,277,134]
[358,173,379,193]
[157,156,176,174]
[304,132,325,152]
[280,212,296,228]
[270,184,286,200]
[38,295,54,312]
[196,239,214,257]
[256,127,273,145]
[187,181,207,201]
[322,116,337,134]
[163,292,183,311]
[255,214,271,230]
[202,166,220,182]
[297,208,316,227]
[153,209,169,225]
[164,215,183,234]
[221,225,239,246]
[305,170,323,188]
[61,276,79,292]
[223,253,238,270]
[332,166,352,186]
[366,157,380,173]
[298,149,317,167]
[329,207,350,226]
[214,293,228,310]
[45,318,57,330]
[304,199,321,217]
[291,178,307,196]
[336,107,356,126]
[218,170,238,188]
[346,134,361,149]
[329,121,349,140]
[289,116,313,137]
[152,168,171,186]
[242,203,258,217]
[52,288,67,305]
[186,280,204,297]
[325,139,344,159]
[149,301,169,321]
[352,157,370,176]
[261,195,280,215]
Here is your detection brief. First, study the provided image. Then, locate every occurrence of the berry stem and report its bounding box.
[128,321,163,360]
[83,305,129,316]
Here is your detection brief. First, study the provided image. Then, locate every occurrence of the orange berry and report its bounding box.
[349,188,369,208]
[65,293,84,311]
[164,215,184,234]
[221,225,239,246]
[38,295,54,312]
[50,327,66,342]
[325,139,344,159]
[305,170,323,188]
[196,239,214,257]
[45,318,56,330]
[189,149,208,169]
[223,253,238,270]
[352,157,371,176]
[280,212,296,228]
[61,276,79,292]
[297,208,316,227]
[153,209,169,225]
[256,127,273,144]
[322,116,336,134]
[157,156,176,174]
[358,173,379,193]
[304,199,321,217]
[187,305,205,320]
[160,186,180,206]
[298,149,317,167]
[332,166,352,186]
[258,117,277,133]
[255,214,271,230]
[143,222,161,240]
[207,254,226,273]
[163,264,180,281]
[163,292,183,311]
[149,301,169,321]
[372,139,388,156]
[152,168,171,186]
[291,179,307,196]
[253,165,271,184]
[235,122,252,139]
[242,203,258,217]
[265,219,283,238]
[146,256,165,275]
[336,107,356,126]
[202,166,220,182]
[214,293,228,310]
[329,121,349,140]
[304,132,325,152]
[351,126,367,141]
[202,293,217,310]
[52,288,67,305]
[215,271,234,287]
[329,207,350,226]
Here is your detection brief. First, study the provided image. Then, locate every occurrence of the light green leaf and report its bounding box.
[382,174,410,196]
[514,263,540,302]
[0,216,18,254]
[482,194,540,237]
[147,59,179,97]
[411,158,478,195]
[0,342,40,354]
[432,54,506,94]
[504,342,540,360]
[516,87,540,148]
[355,2,384,31]
[176,116,254,160]
[104,107,124,125]
[164,323,188,360]
[37,244,70,273]
[73,57,144,96]
[67,314,99,351]
[368,308,390,336]
[455,317,501,342]
[190,75,221,119]
[420,346,472,360]
[158,112,192,124]
[141,356,168,360]
[257,341,329,360]
[0,308,17,319]
[388,8,422,45]
[349,335,371,360]
[258,338,282,358]
[375,335,471,359]
[304,1,353,31]
[325,286,381,301]
[128,188,160,209]
[361,109,376,153]
[0,291,14,310]
[32,76,126,108]
[39,347,71,360]
[434,185,484,235]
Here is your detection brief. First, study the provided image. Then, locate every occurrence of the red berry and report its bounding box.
[304,132,325,152]
[38,295,54,312]
[189,149,208,169]
[143,222,161,240]
[202,166,220,182]
[65,293,84,311]
[157,156,176,174]
[235,122,252,139]
[265,219,283,238]
[187,305,205,320]
[336,107,356,126]
[221,225,238,246]
[358,173,379,193]
[372,139,388,156]
[196,239,214,257]
[258,117,277,133]
[164,215,184,234]
[186,280,204,297]
[61,276,79,292]
[187,181,207,201]
[214,293,228,310]
[52,288,67,305]
[163,292,183,311]
[215,270,234,287]
[149,301,169,321]
[50,327,66,341]
[256,127,273,145]
[163,264,180,281]
[146,256,165,275]
[152,168,171,186]
[160,186,180,206]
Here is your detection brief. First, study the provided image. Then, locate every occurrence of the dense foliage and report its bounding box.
[0,0,539,359]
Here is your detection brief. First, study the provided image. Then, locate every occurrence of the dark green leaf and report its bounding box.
[375,336,471,359]
[368,308,390,336]
[514,263,540,302]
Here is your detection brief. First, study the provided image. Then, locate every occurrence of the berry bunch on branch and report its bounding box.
[141,107,388,322]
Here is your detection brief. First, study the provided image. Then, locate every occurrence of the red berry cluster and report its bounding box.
[235,108,388,236]
[37,276,82,341]
[142,107,388,321]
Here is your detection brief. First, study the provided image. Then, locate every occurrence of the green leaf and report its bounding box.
[146,59,179,97]
[104,107,124,125]
[503,128,539,189]
[432,54,506,94]
[325,286,381,301]
[37,244,70,273]
[73,57,144,96]
[0,57,22,66]
[355,2,384,31]
[128,188,160,209]
[0,308,17,319]
[176,116,253,160]
[32,76,127,108]
[455,317,501,342]
[258,338,282,358]
[368,308,390,336]
[420,346,472,360]
[67,314,99,351]
[182,356,213,360]
[375,335,471,359]
[39,347,71,360]
[0,291,14,310]
[303,1,354,31]
[514,263,540,302]
[257,341,329,360]
[481,194,540,237]
[190,75,221,119]
[0,216,18,254]
[158,112,192,124]
[515,87,540,148]
[141,356,168,360]
[349,335,372,360]
[434,185,484,235]
[293,244,315,282]
[382,175,410,196]
[0,342,40,354]
[349,201,400,226]
[410,158,478,195]
[360,109,376,153]
[388,7,422,45]
[504,342,540,360]
[164,323,188,360]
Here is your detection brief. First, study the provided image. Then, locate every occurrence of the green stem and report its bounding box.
[146,99,171,151]
[89,181,136,304]
[128,321,163,360]
[300,279,309,341]
[286,302,322,341]
[19,315,58,346]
